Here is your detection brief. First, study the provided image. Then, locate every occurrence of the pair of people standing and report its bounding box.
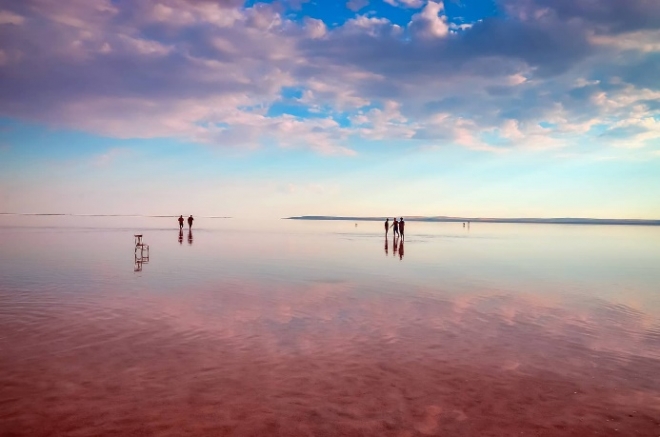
[178,215,194,230]
[384,217,405,239]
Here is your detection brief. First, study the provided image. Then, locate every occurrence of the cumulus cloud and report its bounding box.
[0,0,658,154]
[409,1,449,39]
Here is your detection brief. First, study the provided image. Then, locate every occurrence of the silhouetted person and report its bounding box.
[187,215,194,230]
[392,218,399,236]
[384,218,389,236]
[178,229,183,245]
[188,230,193,245]
[463,222,465,228]
[385,236,389,256]
[178,215,184,229]
[399,217,405,240]
[398,239,404,260]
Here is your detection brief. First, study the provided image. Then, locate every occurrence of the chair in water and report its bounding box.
[134,234,150,266]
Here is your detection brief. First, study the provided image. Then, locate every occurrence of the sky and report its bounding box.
[0,0,659,219]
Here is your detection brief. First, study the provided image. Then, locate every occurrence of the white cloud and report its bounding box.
[409,1,449,39]
[304,17,327,39]
[383,0,424,8]
[590,30,660,53]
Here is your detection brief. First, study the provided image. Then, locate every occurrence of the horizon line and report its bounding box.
[0,213,232,218]
[286,215,660,226]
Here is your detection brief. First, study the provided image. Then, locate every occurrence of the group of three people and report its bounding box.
[385,217,405,239]
[178,215,194,230]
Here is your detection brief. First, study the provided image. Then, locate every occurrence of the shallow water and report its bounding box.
[1,217,659,436]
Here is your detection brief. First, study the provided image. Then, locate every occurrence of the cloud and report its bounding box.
[92,147,134,167]
[0,0,658,154]
[0,10,25,25]
[346,0,369,12]
[409,1,449,39]
[383,0,424,8]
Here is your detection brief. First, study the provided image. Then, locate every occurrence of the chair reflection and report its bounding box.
[134,253,149,272]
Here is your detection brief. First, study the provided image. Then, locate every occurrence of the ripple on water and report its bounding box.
[1,281,660,436]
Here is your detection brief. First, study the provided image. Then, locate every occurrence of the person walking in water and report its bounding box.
[399,217,405,240]
[384,218,389,236]
[178,215,184,230]
[392,218,399,237]
[187,215,194,230]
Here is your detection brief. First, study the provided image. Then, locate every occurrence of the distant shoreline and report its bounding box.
[285,216,660,226]
[0,213,232,219]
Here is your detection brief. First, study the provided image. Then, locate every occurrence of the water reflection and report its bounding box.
[1,221,659,436]
[178,229,183,245]
[188,230,193,245]
[1,279,658,436]
[133,252,148,272]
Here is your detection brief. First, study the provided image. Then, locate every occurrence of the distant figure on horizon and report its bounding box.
[384,218,389,236]
[392,218,399,237]
[399,217,405,240]
[178,215,184,229]
[188,215,194,230]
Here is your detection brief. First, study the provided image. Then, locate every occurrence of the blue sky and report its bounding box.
[0,0,659,218]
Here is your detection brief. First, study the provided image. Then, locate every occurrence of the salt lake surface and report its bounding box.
[1,216,659,436]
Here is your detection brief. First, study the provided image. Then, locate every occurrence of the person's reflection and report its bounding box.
[178,229,183,245]
[188,230,193,245]
[398,239,404,260]
[384,236,389,256]
[393,235,398,255]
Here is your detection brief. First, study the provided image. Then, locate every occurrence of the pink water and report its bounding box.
[1,217,659,436]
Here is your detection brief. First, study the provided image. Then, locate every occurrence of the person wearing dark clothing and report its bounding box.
[392,218,399,236]
[384,218,389,236]
[399,217,405,240]
[178,215,184,229]
[187,215,194,230]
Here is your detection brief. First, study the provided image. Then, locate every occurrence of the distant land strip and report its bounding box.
[286,216,660,226]
[0,213,231,218]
